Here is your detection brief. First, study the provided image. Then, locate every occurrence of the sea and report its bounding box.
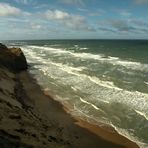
[3,39,148,148]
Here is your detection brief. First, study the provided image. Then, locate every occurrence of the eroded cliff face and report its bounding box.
[0,44,74,148]
[0,44,39,147]
[0,43,29,110]
[0,66,51,148]
[0,43,27,72]
[0,44,73,148]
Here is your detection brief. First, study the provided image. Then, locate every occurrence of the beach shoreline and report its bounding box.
[43,80,139,148]
[19,70,140,148]
[0,43,139,148]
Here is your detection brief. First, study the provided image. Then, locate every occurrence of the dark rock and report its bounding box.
[15,129,27,135]
[9,113,21,120]
[0,129,33,148]
[0,43,8,51]
[31,134,37,138]
[49,136,58,142]
[0,43,27,72]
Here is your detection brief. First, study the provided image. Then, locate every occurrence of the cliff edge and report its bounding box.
[0,43,27,72]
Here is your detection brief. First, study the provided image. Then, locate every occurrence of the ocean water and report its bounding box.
[4,40,148,147]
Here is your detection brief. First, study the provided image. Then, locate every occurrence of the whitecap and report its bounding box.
[144,82,148,85]
[135,110,148,120]
[79,47,88,50]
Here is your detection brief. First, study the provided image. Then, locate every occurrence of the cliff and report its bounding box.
[0,43,27,72]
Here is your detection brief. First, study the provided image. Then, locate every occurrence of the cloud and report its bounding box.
[45,10,69,20]
[98,27,116,33]
[98,19,148,34]
[30,23,42,29]
[45,9,95,31]
[133,0,148,4]
[14,0,33,5]
[0,3,21,17]
[130,19,148,27]
[138,28,148,33]
[109,20,136,32]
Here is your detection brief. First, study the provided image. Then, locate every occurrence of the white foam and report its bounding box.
[48,62,123,91]
[111,124,147,148]
[21,45,148,118]
[108,56,119,60]
[144,82,148,85]
[101,100,110,104]
[73,99,148,148]
[87,76,123,90]
[71,86,78,91]
[28,45,71,54]
[49,62,85,74]
[22,45,148,95]
[22,45,148,87]
[79,97,104,112]
[23,45,148,73]
[21,45,148,148]
[45,44,60,47]
[135,110,148,120]
[72,52,148,72]
[79,47,88,50]
[72,52,103,60]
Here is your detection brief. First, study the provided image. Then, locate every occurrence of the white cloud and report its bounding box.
[45,10,69,20]
[45,9,94,31]
[30,23,42,29]
[0,3,21,17]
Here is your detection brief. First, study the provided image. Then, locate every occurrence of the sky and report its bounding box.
[0,0,148,40]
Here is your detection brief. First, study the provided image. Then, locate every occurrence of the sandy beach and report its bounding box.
[0,43,139,148]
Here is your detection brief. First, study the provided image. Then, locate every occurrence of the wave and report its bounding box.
[23,45,148,73]
[28,45,71,54]
[22,46,148,115]
[111,125,147,148]
[21,45,148,148]
[41,62,123,91]
[22,45,148,89]
[44,44,61,47]
[45,71,148,122]
[80,97,100,110]
[144,82,148,85]
[135,110,148,120]
[22,46,148,111]
[22,46,117,87]
[72,97,148,148]
[79,47,88,50]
